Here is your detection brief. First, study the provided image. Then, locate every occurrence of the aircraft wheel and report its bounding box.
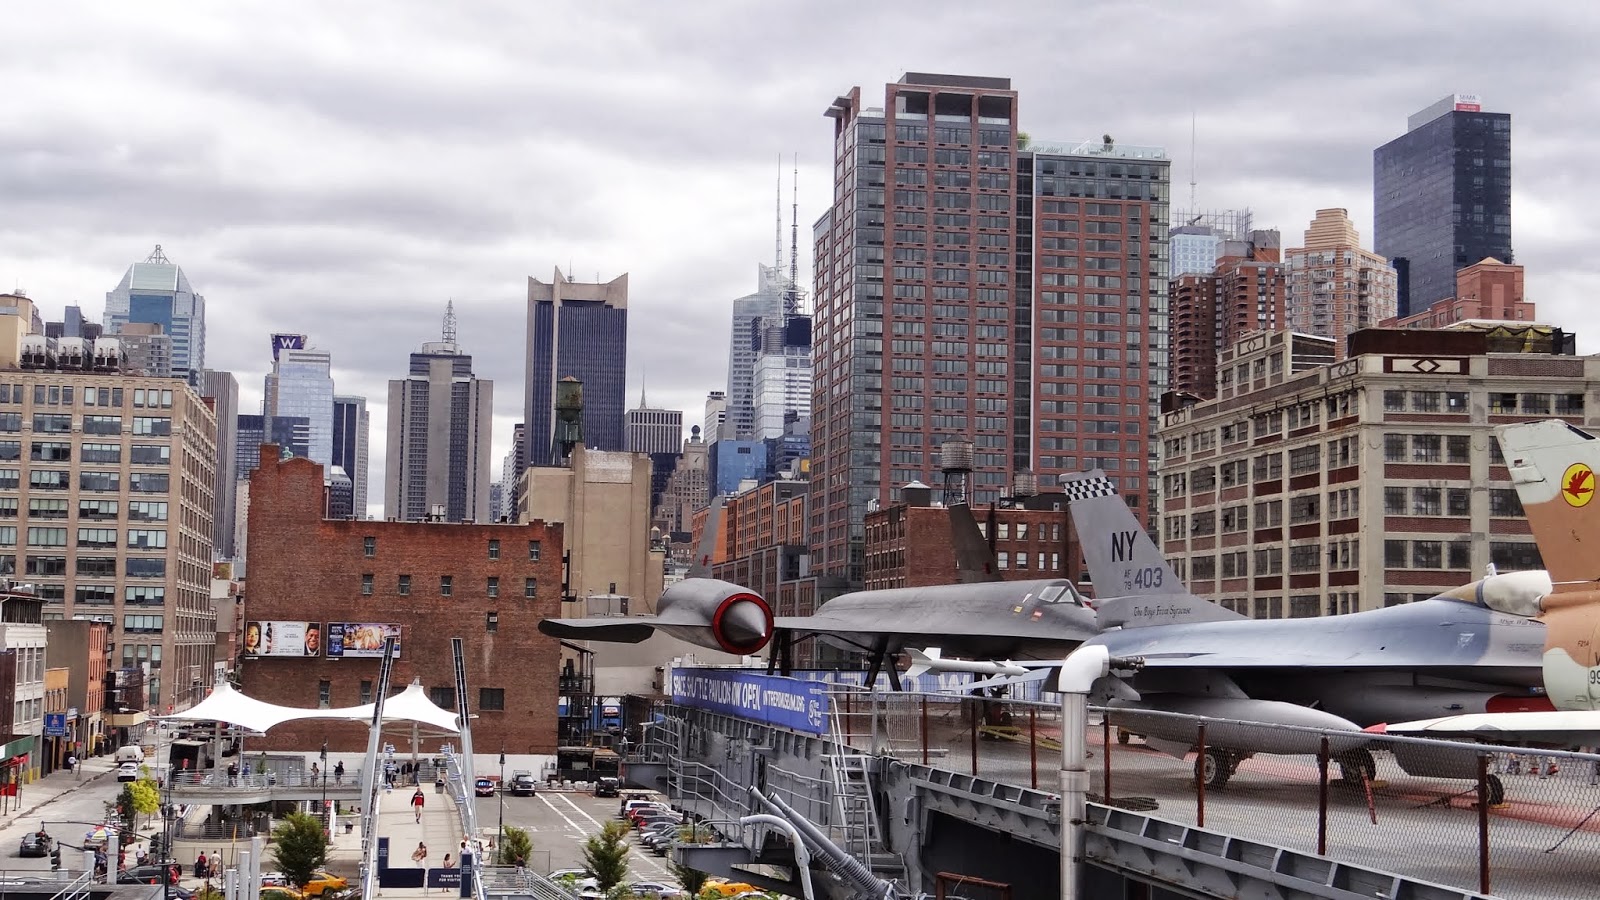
[1337,749,1376,783]
[1481,774,1505,807]
[1117,729,1131,745]
[1195,748,1233,789]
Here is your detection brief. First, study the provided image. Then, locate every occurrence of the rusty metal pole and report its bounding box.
[1317,736,1330,856]
[1102,714,1112,804]
[1478,752,1491,896]
[1196,722,1207,829]
[920,696,929,766]
[1028,706,1038,789]
[970,698,979,776]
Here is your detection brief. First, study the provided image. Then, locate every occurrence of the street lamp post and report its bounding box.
[161,775,173,900]
[319,742,329,839]
[497,749,506,861]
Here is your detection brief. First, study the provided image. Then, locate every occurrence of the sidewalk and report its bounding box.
[374,784,473,897]
[3,756,118,825]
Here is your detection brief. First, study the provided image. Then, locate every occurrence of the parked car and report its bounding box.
[632,810,677,829]
[474,777,496,797]
[625,803,672,824]
[619,793,664,817]
[17,831,51,858]
[119,863,181,886]
[115,762,140,782]
[627,881,686,899]
[594,776,620,798]
[509,771,538,796]
[263,871,348,896]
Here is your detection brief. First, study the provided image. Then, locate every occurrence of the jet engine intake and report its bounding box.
[710,591,774,655]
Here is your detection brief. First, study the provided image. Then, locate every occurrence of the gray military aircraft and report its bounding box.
[1056,470,1551,788]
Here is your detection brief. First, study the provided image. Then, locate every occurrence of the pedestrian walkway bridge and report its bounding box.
[626,670,1600,900]
[165,769,365,805]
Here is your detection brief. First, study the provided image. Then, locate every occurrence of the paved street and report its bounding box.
[468,788,681,881]
[0,755,124,874]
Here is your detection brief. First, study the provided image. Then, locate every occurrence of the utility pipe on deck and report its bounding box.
[740,814,815,900]
[1057,645,1110,900]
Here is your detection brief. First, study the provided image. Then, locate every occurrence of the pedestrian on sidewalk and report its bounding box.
[334,761,345,784]
[66,753,76,774]
[310,762,320,783]
[442,853,455,869]
[412,787,426,823]
[410,842,428,867]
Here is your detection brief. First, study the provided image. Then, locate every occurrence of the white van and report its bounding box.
[115,745,146,764]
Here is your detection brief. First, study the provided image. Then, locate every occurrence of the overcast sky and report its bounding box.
[3,1,1598,517]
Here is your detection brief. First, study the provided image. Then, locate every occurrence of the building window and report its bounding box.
[486,577,499,598]
[429,686,456,709]
[486,612,498,633]
[440,576,453,597]
[479,688,505,711]
[1489,489,1524,517]
[398,574,411,595]
[359,680,373,704]
[318,680,331,709]
[362,574,373,596]
[524,578,537,599]
[488,540,500,560]
[363,536,376,558]
[528,541,542,561]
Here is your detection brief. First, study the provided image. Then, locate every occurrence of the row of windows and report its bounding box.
[2,470,169,492]
[363,536,542,561]
[1381,540,1542,571]
[0,414,172,435]
[1381,389,1584,416]
[360,573,538,599]
[0,442,170,464]
[311,681,507,712]
[0,385,174,409]
[0,527,166,548]
[0,499,166,521]
[73,585,165,605]
[4,555,166,577]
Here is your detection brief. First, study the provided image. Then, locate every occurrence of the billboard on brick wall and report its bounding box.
[326,623,403,659]
[669,668,828,735]
[242,621,321,657]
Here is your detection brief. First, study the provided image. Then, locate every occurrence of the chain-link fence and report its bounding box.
[829,686,1600,900]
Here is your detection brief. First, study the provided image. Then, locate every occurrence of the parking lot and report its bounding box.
[476,788,682,883]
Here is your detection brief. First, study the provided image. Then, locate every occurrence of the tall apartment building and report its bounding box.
[0,593,46,781]
[703,392,727,444]
[1375,94,1512,317]
[0,345,217,711]
[117,324,173,379]
[656,430,709,534]
[524,269,628,469]
[385,313,493,523]
[813,73,1170,585]
[725,266,790,439]
[708,477,814,621]
[235,415,310,477]
[1156,326,1584,618]
[104,246,206,387]
[1170,209,1253,277]
[333,396,369,518]
[1284,209,1397,352]
[200,370,239,558]
[1170,230,1286,398]
[624,406,683,456]
[498,423,525,522]
[263,335,334,469]
[1386,258,1533,330]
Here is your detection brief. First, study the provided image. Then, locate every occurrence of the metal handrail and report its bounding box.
[167,769,363,789]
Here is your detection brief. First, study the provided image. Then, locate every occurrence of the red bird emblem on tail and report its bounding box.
[1562,462,1595,508]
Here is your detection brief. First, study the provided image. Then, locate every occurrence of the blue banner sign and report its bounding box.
[43,713,67,737]
[670,669,830,734]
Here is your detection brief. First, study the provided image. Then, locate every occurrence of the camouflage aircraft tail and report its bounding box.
[687,496,727,579]
[1497,420,1600,710]
[1061,469,1244,628]
[948,502,1003,583]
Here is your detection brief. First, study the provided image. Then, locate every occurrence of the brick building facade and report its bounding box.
[242,445,563,753]
[863,493,1080,591]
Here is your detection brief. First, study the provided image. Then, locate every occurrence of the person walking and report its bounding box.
[411,787,426,823]
[442,853,455,869]
[410,842,428,867]
[334,761,345,785]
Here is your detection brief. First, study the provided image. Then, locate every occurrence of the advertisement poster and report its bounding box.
[243,621,321,657]
[327,623,403,659]
[669,667,828,735]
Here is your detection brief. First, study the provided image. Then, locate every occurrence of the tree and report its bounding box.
[669,861,709,897]
[581,820,631,891]
[497,825,533,867]
[129,778,160,822]
[113,785,138,833]
[270,812,328,891]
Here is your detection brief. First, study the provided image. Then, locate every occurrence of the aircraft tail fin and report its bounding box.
[686,496,727,579]
[1063,469,1185,597]
[1497,420,1600,590]
[1496,420,1600,712]
[949,503,1002,583]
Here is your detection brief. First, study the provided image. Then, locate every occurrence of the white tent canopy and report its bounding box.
[159,681,460,734]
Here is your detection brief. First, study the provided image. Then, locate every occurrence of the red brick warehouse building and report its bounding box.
[243,445,564,754]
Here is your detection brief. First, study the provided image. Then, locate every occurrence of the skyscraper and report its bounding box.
[236,414,311,477]
[523,269,627,468]
[1284,209,1398,349]
[333,395,369,517]
[104,245,206,387]
[703,392,727,444]
[1374,94,1512,317]
[385,305,493,522]
[751,314,812,440]
[498,423,525,522]
[1169,230,1285,399]
[200,369,239,558]
[724,266,788,439]
[262,335,334,469]
[813,74,1169,585]
[624,406,684,456]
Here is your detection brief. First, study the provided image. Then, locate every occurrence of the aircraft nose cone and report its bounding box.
[720,600,770,647]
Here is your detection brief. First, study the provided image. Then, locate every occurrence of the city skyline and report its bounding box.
[3,3,1597,516]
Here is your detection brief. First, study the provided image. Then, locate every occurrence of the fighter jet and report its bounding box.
[537,498,775,655]
[1053,469,1550,787]
[1385,420,1600,745]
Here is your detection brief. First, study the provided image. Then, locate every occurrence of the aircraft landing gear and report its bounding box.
[1336,748,1377,783]
[1480,773,1506,807]
[1195,747,1239,789]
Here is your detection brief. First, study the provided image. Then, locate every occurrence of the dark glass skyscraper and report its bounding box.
[523,269,628,466]
[1374,94,1512,317]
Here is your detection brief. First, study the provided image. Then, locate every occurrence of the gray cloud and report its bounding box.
[2,0,1598,515]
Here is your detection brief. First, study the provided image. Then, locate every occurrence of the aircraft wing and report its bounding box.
[537,617,658,643]
[1380,709,1600,745]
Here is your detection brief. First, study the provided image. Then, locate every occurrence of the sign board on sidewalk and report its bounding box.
[43,713,67,737]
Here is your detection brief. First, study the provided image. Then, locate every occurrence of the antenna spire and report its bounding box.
[775,154,784,274]
[146,245,170,264]
[639,367,648,408]
[442,299,457,345]
[788,154,800,314]
[1188,111,1197,211]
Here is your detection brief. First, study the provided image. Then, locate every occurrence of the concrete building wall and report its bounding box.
[521,445,658,604]
[243,445,563,753]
